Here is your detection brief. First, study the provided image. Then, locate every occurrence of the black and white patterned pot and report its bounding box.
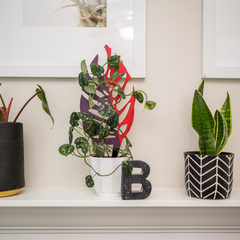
[184,151,234,199]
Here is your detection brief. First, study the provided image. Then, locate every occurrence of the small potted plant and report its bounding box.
[184,78,234,199]
[59,45,156,197]
[0,84,54,197]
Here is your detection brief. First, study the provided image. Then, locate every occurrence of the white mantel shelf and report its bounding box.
[1,188,240,239]
[1,188,240,207]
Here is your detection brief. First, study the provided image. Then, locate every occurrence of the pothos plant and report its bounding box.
[0,83,54,126]
[191,78,232,155]
[59,45,156,188]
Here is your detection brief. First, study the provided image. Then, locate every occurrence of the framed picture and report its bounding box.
[0,0,146,78]
[203,0,240,78]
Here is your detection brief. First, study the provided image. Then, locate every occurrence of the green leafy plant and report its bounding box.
[0,83,54,127]
[59,46,156,187]
[191,78,232,155]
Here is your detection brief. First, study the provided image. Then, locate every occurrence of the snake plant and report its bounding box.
[191,78,232,155]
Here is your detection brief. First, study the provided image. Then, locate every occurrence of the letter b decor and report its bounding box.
[121,160,152,200]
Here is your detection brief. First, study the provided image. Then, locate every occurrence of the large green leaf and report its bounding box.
[214,110,228,155]
[36,85,54,128]
[191,90,216,155]
[220,92,232,137]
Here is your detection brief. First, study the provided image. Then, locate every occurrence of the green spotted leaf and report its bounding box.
[99,126,110,140]
[88,120,101,136]
[77,112,93,123]
[74,137,88,149]
[106,112,119,129]
[59,144,74,156]
[69,112,79,127]
[107,55,121,68]
[91,64,104,77]
[145,101,156,110]
[122,161,133,174]
[78,72,89,88]
[117,87,126,99]
[85,175,94,188]
[133,91,144,103]
[98,104,115,118]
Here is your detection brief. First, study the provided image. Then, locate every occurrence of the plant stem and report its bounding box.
[13,90,42,122]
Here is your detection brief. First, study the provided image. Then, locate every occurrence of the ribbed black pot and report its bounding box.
[184,151,234,200]
[0,122,25,194]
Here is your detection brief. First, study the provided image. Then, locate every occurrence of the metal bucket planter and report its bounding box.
[184,151,234,199]
[0,122,25,197]
[89,156,128,198]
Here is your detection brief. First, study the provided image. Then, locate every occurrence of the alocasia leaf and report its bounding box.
[36,85,54,128]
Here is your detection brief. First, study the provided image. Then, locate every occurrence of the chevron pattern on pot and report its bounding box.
[184,152,234,199]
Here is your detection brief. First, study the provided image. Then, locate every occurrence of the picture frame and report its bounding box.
[0,0,146,78]
[202,0,240,78]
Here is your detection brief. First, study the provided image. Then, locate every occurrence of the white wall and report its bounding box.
[1,0,240,189]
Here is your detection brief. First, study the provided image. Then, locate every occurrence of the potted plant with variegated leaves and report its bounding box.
[59,45,156,197]
[184,78,233,200]
[0,83,54,197]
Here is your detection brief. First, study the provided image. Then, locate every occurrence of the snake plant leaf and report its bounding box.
[77,112,93,123]
[85,175,94,188]
[220,92,232,137]
[98,104,115,118]
[91,64,104,77]
[59,144,74,156]
[107,55,121,68]
[122,161,133,174]
[81,60,88,73]
[214,110,228,155]
[133,91,144,103]
[197,78,205,96]
[78,72,89,88]
[106,112,119,129]
[145,100,156,110]
[74,137,88,149]
[69,112,79,127]
[191,90,216,155]
[99,126,110,140]
[36,85,54,128]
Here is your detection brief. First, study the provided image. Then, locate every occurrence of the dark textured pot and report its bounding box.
[184,151,234,200]
[0,122,25,197]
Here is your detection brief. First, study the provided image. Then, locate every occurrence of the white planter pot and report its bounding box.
[89,156,128,198]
